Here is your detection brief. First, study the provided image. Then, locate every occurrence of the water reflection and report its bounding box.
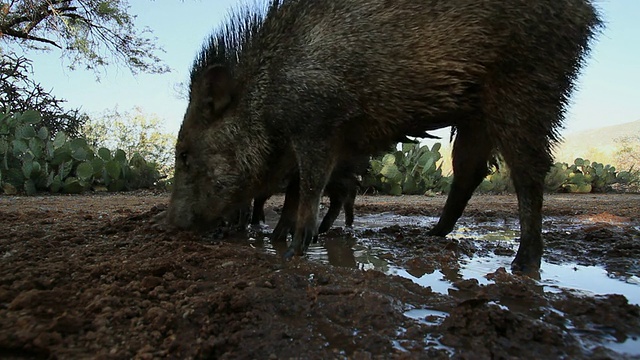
[244,215,639,306]
[238,212,639,356]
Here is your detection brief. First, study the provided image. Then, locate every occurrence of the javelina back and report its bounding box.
[165,0,602,272]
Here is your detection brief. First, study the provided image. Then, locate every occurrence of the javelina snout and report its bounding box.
[165,115,256,230]
[166,0,602,273]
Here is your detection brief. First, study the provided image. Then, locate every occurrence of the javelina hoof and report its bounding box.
[151,210,167,223]
[283,247,303,261]
[510,257,542,277]
[426,225,450,237]
[150,210,172,231]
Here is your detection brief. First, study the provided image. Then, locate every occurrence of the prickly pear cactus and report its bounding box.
[362,142,448,195]
[0,109,162,195]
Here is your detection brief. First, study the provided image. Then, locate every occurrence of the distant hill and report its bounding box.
[553,119,640,166]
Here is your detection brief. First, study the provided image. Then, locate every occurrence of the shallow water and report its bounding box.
[247,211,640,356]
[251,213,640,306]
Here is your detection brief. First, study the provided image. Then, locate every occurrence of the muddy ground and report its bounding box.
[0,192,639,359]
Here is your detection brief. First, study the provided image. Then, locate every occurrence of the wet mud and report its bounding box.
[0,192,639,359]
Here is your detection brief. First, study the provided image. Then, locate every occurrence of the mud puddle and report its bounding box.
[246,212,639,304]
[236,210,640,357]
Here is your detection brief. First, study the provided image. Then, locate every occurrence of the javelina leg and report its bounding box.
[271,178,299,243]
[285,151,333,259]
[343,181,357,227]
[251,196,269,225]
[500,139,548,273]
[428,123,492,236]
[229,205,251,230]
[318,189,345,234]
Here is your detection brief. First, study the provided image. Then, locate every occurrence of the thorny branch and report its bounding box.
[0,0,169,75]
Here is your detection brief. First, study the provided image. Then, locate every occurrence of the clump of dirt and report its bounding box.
[0,192,639,359]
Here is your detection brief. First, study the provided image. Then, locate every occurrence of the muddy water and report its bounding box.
[248,213,639,306]
[240,210,640,357]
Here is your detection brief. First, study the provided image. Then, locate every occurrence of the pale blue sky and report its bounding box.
[6,0,640,136]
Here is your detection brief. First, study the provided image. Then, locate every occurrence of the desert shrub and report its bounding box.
[0,109,161,195]
[80,107,176,178]
[0,53,87,137]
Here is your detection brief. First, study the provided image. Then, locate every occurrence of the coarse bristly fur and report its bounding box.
[166,0,603,272]
[182,1,372,235]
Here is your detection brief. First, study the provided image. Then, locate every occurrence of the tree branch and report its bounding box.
[1,26,61,48]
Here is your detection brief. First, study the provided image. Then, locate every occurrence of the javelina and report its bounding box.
[165,0,602,272]
[252,154,370,239]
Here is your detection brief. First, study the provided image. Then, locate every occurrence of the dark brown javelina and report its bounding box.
[251,154,370,238]
[250,135,425,235]
[165,0,602,272]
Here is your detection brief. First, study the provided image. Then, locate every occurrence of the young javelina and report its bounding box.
[251,154,370,238]
[164,0,602,272]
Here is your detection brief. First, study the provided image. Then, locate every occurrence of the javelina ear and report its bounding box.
[204,65,235,116]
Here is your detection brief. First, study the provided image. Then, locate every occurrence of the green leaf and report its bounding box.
[53,131,68,148]
[369,160,382,174]
[389,184,402,196]
[72,146,89,161]
[105,160,122,179]
[402,175,421,194]
[51,147,72,165]
[37,126,49,140]
[50,178,62,193]
[4,168,25,187]
[28,138,44,159]
[401,142,415,153]
[21,110,42,124]
[98,147,111,161]
[382,153,396,166]
[129,152,147,168]
[421,157,436,174]
[563,183,592,193]
[91,158,105,175]
[0,139,8,155]
[69,138,88,150]
[45,141,55,159]
[121,163,132,180]
[24,179,37,195]
[114,149,127,162]
[22,160,33,179]
[58,161,73,180]
[394,151,404,167]
[380,163,401,181]
[11,139,28,156]
[108,179,126,192]
[31,161,42,177]
[62,177,86,194]
[76,162,94,181]
[46,170,55,187]
[15,124,36,139]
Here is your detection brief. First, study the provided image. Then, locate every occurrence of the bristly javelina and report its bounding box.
[164,5,373,237]
[251,154,371,237]
[164,0,603,272]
